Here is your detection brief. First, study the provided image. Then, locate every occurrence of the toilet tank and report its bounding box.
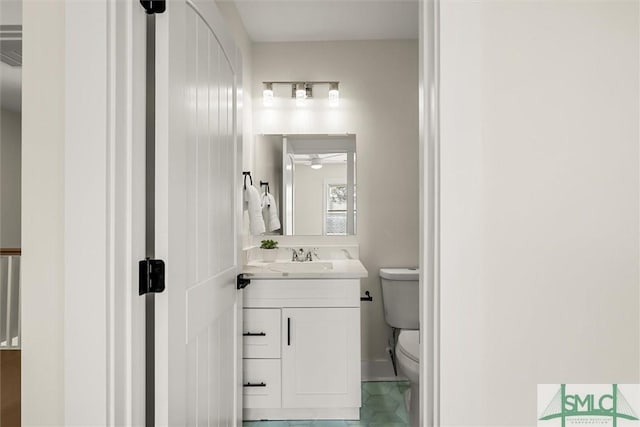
[379,268,419,330]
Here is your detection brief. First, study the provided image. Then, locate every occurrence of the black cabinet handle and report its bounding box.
[243,382,266,387]
[242,332,266,337]
[287,317,291,346]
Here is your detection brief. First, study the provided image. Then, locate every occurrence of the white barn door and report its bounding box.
[154,0,242,425]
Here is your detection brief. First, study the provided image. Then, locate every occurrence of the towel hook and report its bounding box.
[242,171,253,189]
[260,181,269,195]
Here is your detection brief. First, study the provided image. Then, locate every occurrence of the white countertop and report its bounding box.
[242,259,368,279]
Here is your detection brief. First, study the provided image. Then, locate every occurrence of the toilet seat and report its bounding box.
[397,330,419,363]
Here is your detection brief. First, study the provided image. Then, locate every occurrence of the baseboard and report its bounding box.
[361,359,407,382]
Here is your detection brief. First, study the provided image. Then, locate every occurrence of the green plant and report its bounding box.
[260,239,278,250]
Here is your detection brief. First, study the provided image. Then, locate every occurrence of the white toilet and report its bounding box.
[379,268,420,427]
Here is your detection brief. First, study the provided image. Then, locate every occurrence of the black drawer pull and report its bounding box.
[287,317,291,346]
[242,332,266,337]
[243,382,266,387]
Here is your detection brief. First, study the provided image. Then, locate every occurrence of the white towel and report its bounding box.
[244,185,265,235]
[261,192,281,232]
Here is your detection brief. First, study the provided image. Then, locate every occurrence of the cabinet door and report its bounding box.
[282,308,361,409]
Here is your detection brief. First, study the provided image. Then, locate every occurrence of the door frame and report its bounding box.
[61,0,246,424]
[419,1,441,427]
[64,0,147,424]
[24,0,438,424]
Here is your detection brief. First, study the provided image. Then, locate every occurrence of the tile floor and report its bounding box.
[242,381,410,427]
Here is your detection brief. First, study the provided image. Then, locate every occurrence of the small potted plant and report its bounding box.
[260,239,279,262]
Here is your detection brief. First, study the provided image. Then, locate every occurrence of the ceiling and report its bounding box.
[0,1,21,27]
[1,2,22,112]
[0,0,419,113]
[231,0,419,42]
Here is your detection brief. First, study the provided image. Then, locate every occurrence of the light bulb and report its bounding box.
[329,82,339,107]
[295,83,306,106]
[263,83,274,107]
[311,158,322,169]
[263,89,274,107]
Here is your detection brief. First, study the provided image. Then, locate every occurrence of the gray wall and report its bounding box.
[0,109,21,247]
[252,40,419,362]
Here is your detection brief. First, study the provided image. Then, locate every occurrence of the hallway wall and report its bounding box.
[0,109,21,248]
[439,1,640,424]
[21,1,65,425]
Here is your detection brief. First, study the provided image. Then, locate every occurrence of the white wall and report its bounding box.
[0,109,21,248]
[215,0,253,170]
[294,163,346,235]
[252,40,419,362]
[22,1,65,425]
[439,1,640,425]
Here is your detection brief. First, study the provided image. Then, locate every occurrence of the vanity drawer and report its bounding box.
[243,359,282,409]
[243,308,281,359]
[244,279,361,308]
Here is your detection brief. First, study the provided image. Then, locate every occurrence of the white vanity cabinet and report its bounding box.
[242,278,361,421]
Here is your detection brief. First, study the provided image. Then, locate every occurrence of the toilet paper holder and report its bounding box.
[360,291,373,302]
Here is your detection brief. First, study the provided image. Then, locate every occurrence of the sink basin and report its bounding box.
[267,262,333,274]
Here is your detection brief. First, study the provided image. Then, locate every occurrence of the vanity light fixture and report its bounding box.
[261,81,340,107]
[310,158,323,170]
[263,82,274,107]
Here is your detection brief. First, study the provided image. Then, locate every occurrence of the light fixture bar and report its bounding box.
[261,81,340,106]
[264,81,339,85]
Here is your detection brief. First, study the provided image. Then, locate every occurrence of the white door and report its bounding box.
[154,0,243,425]
[281,308,361,408]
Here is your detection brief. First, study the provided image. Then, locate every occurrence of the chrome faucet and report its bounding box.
[305,248,319,261]
[291,248,318,262]
[291,248,304,262]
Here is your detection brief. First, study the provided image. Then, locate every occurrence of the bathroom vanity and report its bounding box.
[241,256,367,421]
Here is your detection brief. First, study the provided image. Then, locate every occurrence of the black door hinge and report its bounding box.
[140,0,166,14]
[139,258,166,295]
[237,273,251,290]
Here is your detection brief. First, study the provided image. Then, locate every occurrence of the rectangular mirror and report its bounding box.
[253,134,356,236]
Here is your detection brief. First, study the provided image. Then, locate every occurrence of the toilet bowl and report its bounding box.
[379,268,420,427]
[396,330,419,427]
